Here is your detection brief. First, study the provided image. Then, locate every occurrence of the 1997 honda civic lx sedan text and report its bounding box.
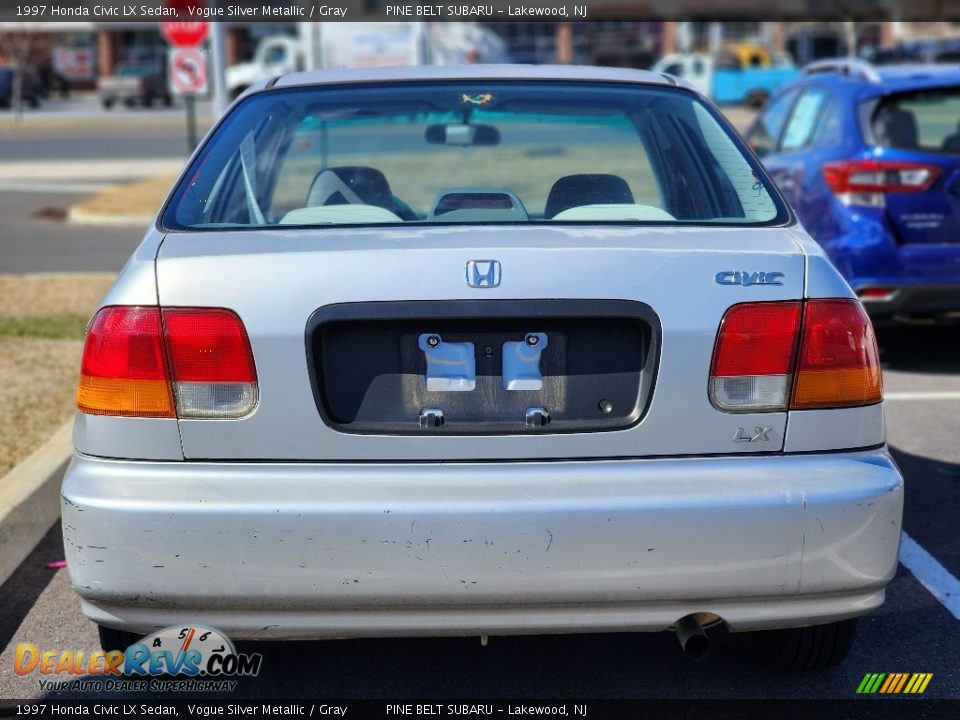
[63,65,903,670]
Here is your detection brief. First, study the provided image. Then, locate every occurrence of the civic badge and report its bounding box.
[466,260,501,289]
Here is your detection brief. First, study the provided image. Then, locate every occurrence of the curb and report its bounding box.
[67,206,154,227]
[0,420,73,586]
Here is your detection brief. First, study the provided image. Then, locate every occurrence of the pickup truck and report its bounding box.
[227,23,510,100]
[99,62,172,109]
[652,46,797,107]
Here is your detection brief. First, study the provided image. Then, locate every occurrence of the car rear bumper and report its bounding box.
[855,284,960,318]
[62,449,903,639]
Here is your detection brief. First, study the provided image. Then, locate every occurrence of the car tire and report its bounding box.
[745,89,769,110]
[102,98,114,110]
[97,624,141,653]
[751,618,857,670]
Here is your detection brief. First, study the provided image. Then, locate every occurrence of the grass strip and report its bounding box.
[0,314,89,340]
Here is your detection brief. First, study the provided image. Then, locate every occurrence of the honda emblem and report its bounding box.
[466,260,501,289]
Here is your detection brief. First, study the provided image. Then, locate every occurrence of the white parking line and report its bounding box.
[899,532,960,621]
[885,391,960,401]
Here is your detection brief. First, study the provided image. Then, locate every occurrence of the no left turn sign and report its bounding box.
[169,48,208,96]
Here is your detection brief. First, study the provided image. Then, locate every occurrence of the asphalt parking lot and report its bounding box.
[0,104,958,703]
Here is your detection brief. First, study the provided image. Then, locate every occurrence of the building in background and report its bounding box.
[2,20,960,94]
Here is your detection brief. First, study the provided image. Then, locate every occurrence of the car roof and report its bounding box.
[272,64,677,90]
[796,63,960,97]
[873,64,960,89]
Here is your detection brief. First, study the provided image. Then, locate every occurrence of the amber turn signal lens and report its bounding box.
[790,299,882,409]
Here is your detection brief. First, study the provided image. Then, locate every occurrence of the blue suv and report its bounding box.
[746,60,960,319]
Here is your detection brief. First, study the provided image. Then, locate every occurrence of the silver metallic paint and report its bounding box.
[63,449,902,637]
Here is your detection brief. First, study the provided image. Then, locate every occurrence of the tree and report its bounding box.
[0,30,34,121]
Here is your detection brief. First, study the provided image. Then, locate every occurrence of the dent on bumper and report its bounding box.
[62,449,903,637]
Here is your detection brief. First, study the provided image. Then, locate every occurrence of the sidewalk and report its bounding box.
[0,159,183,191]
[0,92,213,125]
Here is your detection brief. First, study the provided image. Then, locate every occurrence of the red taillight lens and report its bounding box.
[710,299,882,412]
[77,306,257,419]
[791,300,883,409]
[858,287,894,300]
[162,309,256,383]
[709,302,802,411]
[78,306,175,417]
[822,159,939,207]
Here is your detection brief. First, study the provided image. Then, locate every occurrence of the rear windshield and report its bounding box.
[163,81,787,230]
[872,87,960,154]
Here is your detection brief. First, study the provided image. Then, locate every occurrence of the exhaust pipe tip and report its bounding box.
[675,614,711,662]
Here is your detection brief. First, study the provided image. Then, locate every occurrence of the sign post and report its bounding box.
[168,48,208,150]
[159,0,209,153]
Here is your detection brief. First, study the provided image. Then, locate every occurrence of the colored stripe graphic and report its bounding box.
[857,672,932,694]
[879,674,897,693]
[893,673,910,693]
[857,673,887,694]
[905,673,934,694]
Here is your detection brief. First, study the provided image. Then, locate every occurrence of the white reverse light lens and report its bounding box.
[710,375,790,412]
[174,382,258,419]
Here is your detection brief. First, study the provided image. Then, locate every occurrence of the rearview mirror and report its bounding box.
[425,123,501,147]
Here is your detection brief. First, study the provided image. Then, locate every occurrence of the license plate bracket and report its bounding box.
[418,334,476,392]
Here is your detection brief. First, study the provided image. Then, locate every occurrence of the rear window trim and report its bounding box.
[157,79,794,234]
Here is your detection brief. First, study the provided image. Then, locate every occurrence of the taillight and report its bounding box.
[791,300,883,409]
[858,287,893,300]
[162,308,258,418]
[822,159,939,207]
[710,302,802,412]
[710,299,882,412]
[77,306,257,419]
[78,307,175,417]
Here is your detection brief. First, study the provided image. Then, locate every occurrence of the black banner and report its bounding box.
[1,0,960,23]
[2,700,960,720]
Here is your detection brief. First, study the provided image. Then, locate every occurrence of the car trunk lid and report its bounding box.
[156,225,805,461]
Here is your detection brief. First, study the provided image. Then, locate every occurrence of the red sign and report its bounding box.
[53,47,95,81]
[169,48,208,95]
[160,0,209,48]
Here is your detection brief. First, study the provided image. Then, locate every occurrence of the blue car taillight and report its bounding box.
[822,159,939,207]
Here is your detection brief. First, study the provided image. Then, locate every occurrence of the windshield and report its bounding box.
[163,81,787,230]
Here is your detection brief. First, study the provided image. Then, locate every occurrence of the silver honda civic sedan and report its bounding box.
[63,65,903,670]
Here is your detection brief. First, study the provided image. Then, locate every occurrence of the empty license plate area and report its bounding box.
[307,300,658,434]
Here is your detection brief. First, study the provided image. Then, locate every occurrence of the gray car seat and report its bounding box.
[544,174,635,218]
[307,166,417,220]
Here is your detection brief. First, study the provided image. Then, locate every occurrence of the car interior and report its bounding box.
[283,167,676,225]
